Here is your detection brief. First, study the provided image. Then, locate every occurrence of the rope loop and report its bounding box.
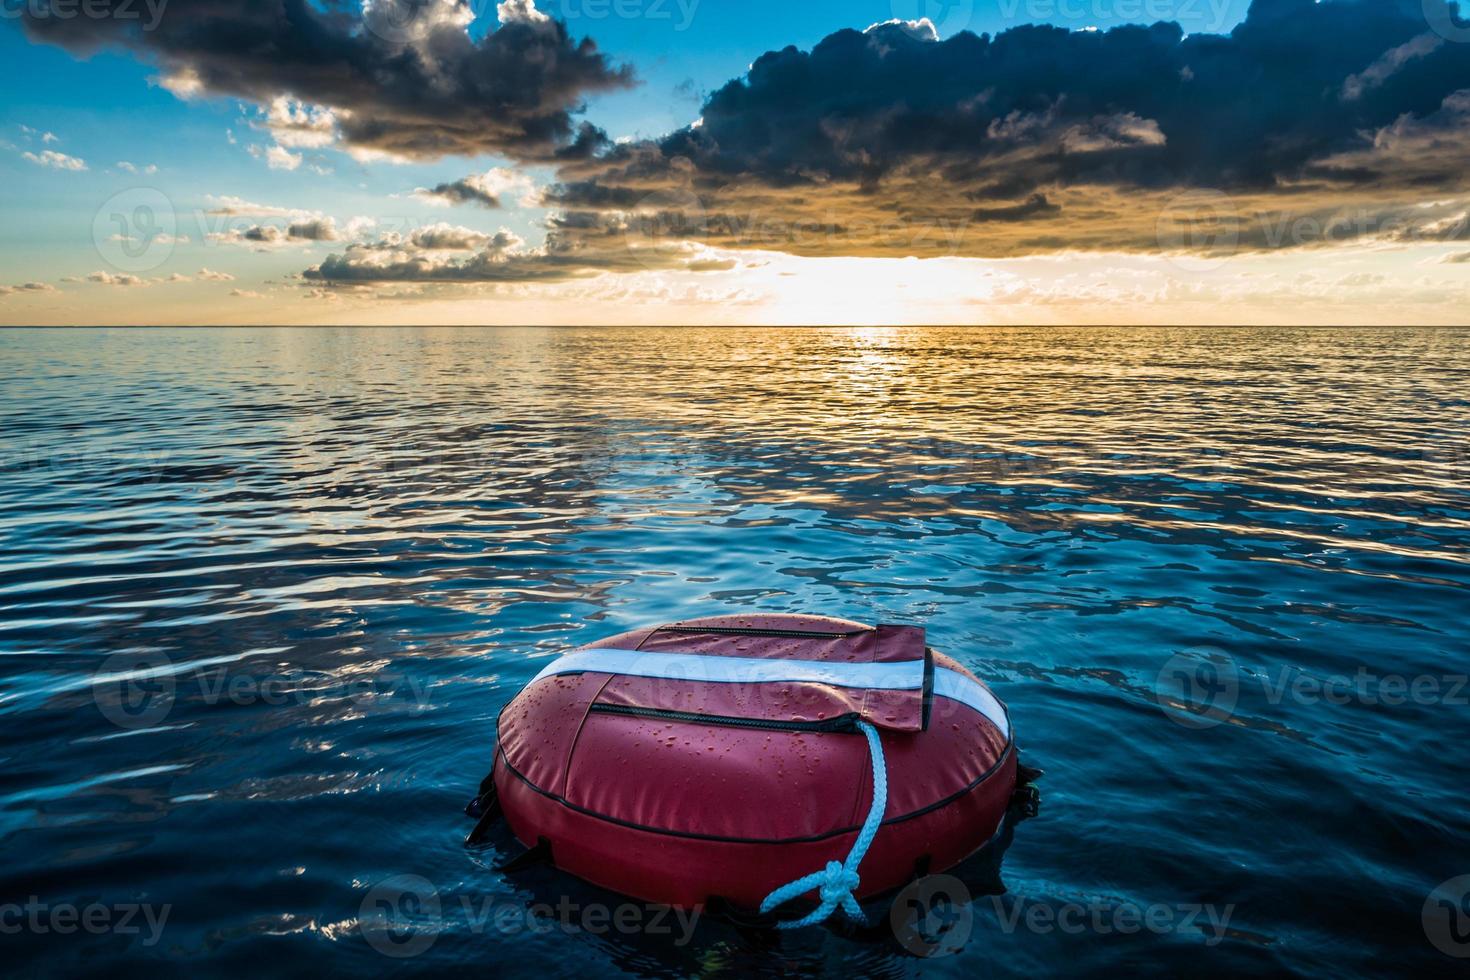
[759,720,888,929]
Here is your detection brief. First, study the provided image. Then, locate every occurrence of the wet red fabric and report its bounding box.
[493,615,1015,909]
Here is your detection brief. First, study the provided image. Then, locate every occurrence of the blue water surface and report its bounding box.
[1,327,1467,977]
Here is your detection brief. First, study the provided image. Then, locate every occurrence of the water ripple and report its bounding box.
[1,327,1466,976]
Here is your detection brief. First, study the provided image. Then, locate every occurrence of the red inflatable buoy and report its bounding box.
[476,614,1016,917]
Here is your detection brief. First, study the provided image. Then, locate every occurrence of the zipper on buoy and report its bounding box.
[656,625,865,639]
[589,703,862,733]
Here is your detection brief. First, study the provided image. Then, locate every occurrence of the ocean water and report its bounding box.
[1,326,1467,978]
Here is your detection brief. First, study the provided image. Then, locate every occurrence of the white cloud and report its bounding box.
[264,145,303,171]
[117,161,159,175]
[344,216,377,238]
[413,167,542,208]
[262,97,338,149]
[863,18,940,42]
[207,217,342,247]
[154,67,205,100]
[0,281,57,295]
[497,0,550,26]
[110,232,188,246]
[87,271,147,286]
[23,150,87,171]
[345,145,418,166]
[203,195,307,218]
[18,126,59,144]
[198,268,236,281]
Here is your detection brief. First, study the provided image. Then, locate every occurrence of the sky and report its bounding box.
[1,0,1469,325]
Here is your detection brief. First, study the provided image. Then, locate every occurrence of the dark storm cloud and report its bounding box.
[286,218,340,241]
[972,194,1061,223]
[212,217,344,245]
[20,0,633,161]
[581,1,1470,192]
[418,177,502,208]
[303,209,708,283]
[308,0,1470,283]
[539,0,1470,258]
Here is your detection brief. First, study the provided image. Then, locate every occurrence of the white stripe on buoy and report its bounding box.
[529,646,1009,737]
[531,647,925,690]
[932,667,1010,738]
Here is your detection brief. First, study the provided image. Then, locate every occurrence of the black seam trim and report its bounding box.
[921,647,935,732]
[654,625,871,639]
